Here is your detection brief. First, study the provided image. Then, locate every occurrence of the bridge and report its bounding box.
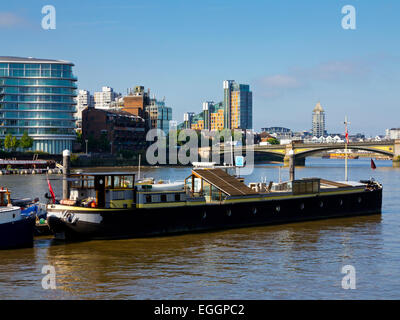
[216,139,400,167]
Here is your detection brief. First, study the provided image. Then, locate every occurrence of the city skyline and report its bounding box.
[1,0,400,136]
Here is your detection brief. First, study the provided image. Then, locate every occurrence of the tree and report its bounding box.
[4,134,13,151]
[267,137,280,145]
[10,136,19,151]
[19,132,33,150]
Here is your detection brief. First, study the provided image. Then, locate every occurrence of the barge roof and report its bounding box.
[193,168,258,196]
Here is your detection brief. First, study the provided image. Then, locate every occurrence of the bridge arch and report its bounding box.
[295,146,393,159]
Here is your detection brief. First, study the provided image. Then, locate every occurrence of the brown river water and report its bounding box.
[0,158,399,299]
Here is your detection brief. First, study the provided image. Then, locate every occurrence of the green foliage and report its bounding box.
[11,137,19,150]
[267,137,280,145]
[19,132,33,150]
[4,134,13,151]
[4,134,20,151]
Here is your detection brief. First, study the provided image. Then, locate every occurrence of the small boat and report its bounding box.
[20,202,51,236]
[0,188,35,250]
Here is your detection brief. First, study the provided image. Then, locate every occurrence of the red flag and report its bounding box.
[47,176,56,204]
[345,130,349,144]
[371,159,376,170]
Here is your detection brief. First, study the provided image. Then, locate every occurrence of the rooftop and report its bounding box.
[0,56,74,65]
[313,102,324,113]
[193,168,258,196]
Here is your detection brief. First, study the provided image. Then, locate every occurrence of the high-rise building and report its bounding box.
[94,86,118,109]
[178,80,252,131]
[75,89,94,130]
[0,56,77,154]
[312,102,326,137]
[146,98,172,135]
[223,80,252,130]
[386,128,400,140]
[181,112,195,129]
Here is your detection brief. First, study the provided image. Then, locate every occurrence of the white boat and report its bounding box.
[0,189,35,250]
[136,180,185,191]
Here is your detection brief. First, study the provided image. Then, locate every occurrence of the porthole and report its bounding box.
[320,201,324,208]
[300,203,304,210]
[276,205,281,213]
[227,209,232,217]
[253,208,257,215]
[339,199,343,206]
[203,212,207,219]
[358,197,362,203]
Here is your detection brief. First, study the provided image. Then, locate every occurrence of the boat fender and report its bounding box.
[64,212,79,225]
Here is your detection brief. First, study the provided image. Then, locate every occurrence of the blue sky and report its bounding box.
[1,0,399,136]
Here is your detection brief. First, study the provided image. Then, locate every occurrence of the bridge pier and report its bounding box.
[283,156,305,167]
[393,139,400,167]
[283,143,306,167]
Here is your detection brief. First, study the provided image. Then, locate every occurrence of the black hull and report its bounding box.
[0,217,35,250]
[48,189,382,241]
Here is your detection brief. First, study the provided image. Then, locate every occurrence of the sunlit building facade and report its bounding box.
[312,102,326,137]
[0,57,77,154]
[223,80,252,130]
[182,81,252,131]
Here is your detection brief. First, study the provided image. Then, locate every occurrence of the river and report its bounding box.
[0,158,399,299]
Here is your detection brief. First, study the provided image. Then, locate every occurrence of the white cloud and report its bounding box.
[254,58,376,99]
[0,12,25,28]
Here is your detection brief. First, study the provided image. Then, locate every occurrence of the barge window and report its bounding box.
[146,195,151,203]
[175,194,180,201]
[106,176,113,188]
[82,177,94,189]
[161,194,167,202]
[114,176,134,189]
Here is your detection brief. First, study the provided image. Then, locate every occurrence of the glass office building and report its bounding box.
[0,57,77,154]
[223,80,252,130]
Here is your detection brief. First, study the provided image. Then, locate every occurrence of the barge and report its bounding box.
[47,165,382,241]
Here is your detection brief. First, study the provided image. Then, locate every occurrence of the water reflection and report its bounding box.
[0,159,399,299]
[22,214,381,299]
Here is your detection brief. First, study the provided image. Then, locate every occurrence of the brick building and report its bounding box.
[82,108,146,154]
[122,86,150,118]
